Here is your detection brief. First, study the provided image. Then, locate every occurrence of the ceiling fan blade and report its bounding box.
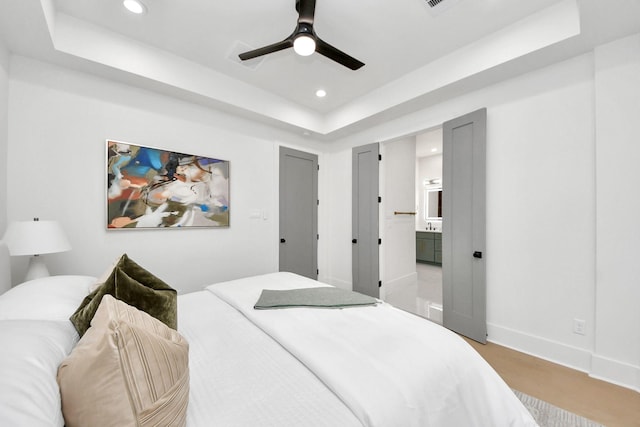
[315,38,365,70]
[296,0,316,24]
[239,38,293,61]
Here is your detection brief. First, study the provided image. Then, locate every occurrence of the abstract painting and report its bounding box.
[106,140,229,229]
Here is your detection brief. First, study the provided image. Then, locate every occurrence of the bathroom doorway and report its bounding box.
[380,109,487,342]
[381,127,443,324]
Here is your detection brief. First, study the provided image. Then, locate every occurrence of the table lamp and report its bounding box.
[3,218,72,282]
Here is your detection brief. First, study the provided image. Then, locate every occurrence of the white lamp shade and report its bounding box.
[3,220,72,256]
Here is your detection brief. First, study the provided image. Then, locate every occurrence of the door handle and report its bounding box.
[473,251,482,259]
[352,239,357,244]
[280,238,286,243]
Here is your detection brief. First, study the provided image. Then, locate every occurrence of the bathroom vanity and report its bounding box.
[416,231,442,265]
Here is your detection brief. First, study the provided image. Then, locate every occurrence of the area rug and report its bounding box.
[513,390,605,427]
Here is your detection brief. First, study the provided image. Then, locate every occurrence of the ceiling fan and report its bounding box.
[238,0,365,70]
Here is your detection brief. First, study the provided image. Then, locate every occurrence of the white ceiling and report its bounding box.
[1,0,639,140]
[416,128,443,159]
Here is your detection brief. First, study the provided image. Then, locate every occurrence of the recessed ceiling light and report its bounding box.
[316,89,327,98]
[431,148,438,152]
[123,0,146,14]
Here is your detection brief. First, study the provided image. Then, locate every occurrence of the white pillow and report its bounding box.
[0,275,96,321]
[0,319,79,426]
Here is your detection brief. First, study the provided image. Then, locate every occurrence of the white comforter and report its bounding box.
[179,290,362,427]
[207,272,538,427]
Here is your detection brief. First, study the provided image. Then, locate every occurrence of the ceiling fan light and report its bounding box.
[293,35,316,56]
[123,0,146,15]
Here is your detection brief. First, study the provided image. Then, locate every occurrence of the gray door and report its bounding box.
[279,147,318,279]
[352,143,379,298]
[442,108,487,343]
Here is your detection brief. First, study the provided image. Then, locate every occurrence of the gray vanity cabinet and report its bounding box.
[416,231,442,265]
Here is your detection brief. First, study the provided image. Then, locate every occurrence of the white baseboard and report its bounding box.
[487,323,640,392]
[487,323,592,373]
[591,354,640,392]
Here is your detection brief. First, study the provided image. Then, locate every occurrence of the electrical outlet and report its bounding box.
[573,319,586,335]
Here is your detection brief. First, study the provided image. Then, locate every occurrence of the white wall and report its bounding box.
[593,34,640,389]
[380,138,417,302]
[320,149,352,289]
[6,56,316,293]
[322,44,639,390]
[484,55,595,371]
[0,40,8,235]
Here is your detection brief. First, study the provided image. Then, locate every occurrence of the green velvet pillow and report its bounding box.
[70,254,177,337]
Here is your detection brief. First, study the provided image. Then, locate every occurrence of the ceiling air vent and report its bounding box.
[227,41,266,70]
[425,0,463,16]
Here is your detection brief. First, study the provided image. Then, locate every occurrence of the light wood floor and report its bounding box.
[463,338,640,427]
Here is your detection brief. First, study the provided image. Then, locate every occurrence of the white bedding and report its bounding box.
[178,290,362,427]
[0,275,93,427]
[208,272,537,427]
[0,320,79,427]
[0,275,96,321]
[0,271,537,427]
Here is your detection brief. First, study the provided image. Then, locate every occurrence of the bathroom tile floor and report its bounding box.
[384,263,443,323]
[416,262,442,304]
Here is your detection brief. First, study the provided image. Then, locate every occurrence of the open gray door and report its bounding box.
[442,108,487,343]
[352,143,379,298]
[279,147,318,280]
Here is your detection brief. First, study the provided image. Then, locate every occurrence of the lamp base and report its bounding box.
[24,255,50,282]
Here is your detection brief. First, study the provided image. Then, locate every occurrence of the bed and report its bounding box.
[0,242,537,426]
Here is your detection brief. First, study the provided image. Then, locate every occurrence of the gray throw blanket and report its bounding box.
[254,287,378,310]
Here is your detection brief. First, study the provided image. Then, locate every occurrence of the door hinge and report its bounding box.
[317,269,319,275]
[378,154,382,161]
[317,164,320,171]
[317,234,319,240]
[378,238,382,245]
[378,281,382,288]
[378,196,381,203]
[317,199,319,206]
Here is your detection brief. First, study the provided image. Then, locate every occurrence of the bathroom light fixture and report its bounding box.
[424,178,442,186]
[293,34,316,56]
[316,89,327,98]
[3,218,72,282]
[431,148,438,153]
[123,0,146,15]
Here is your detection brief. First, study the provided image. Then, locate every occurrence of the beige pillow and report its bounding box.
[58,295,189,427]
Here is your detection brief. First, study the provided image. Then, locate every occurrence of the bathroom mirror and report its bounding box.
[424,188,442,220]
